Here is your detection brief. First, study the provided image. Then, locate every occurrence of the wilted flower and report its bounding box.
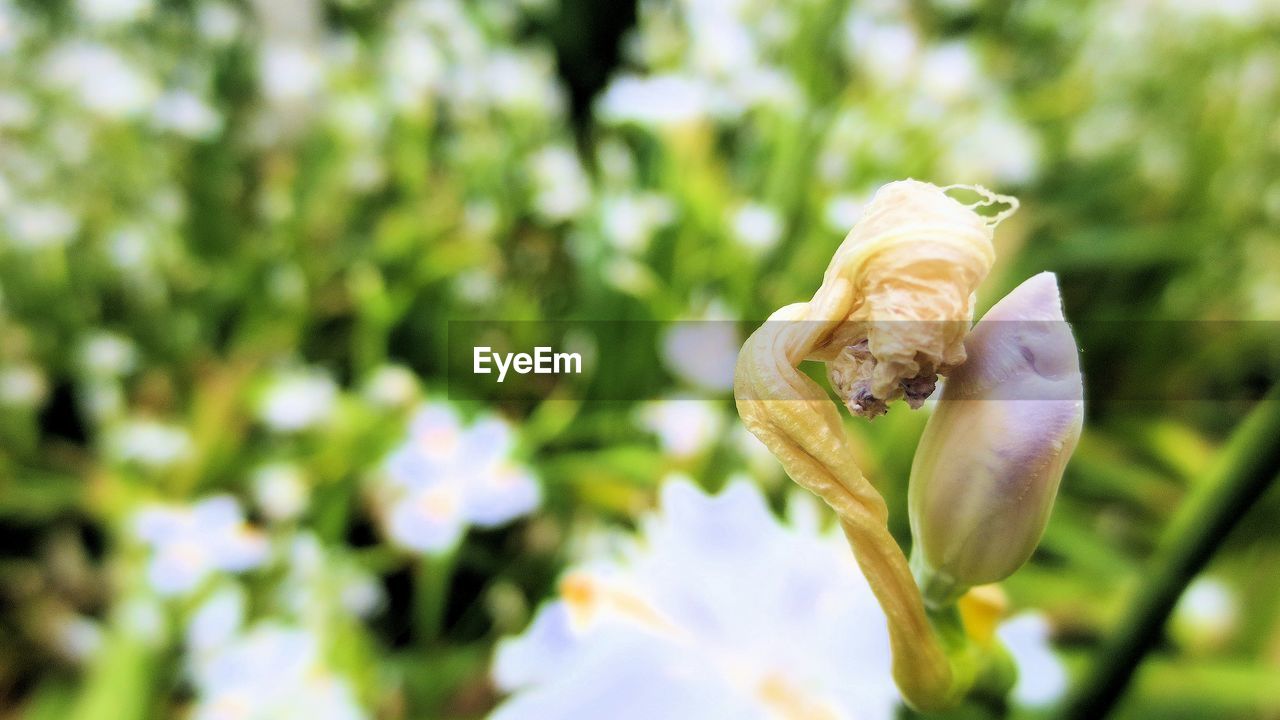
[133,496,269,596]
[375,403,540,553]
[909,272,1084,605]
[491,479,901,719]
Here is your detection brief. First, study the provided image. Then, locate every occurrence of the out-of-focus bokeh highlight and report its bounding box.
[1,0,1278,718]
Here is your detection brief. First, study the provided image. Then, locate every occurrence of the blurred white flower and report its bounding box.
[996,613,1069,708]
[190,623,366,720]
[361,364,419,408]
[597,74,711,126]
[259,43,325,104]
[941,109,1041,185]
[0,1,26,56]
[1172,576,1238,650]
[383,30,444,111]
[492,479,901,719]
[79,331,137,378]
[375,403,541,553]
[108,419,193,469]
[0,363,48,408]
[636,400,724,458]
[133,496,269,596]
[187,585,247,654]
[823,193,870,233]
[251,463,310,523]
[151,90,223,140]
[844,17,919,86]
[258,369,339,432]
[728,202,783,253]
[916,41,982,108]
[75,0,151,25]
[42,42,157,119]
[661,302,739,393]
[477,49,564,115]
[6,202,79,250]
[529,145,591,223]
[600,192,675,253]
[54,615,104,663]
[0,91,35,130]
[197,2,242,44]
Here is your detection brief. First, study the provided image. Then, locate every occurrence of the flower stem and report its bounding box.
[1061,387,1280,720]
[415,549,457,646]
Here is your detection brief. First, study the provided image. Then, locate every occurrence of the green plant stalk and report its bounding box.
[1061,386,1280,720]
[415,548,458,646]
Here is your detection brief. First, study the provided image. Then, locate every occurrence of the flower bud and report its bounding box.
[908,272,1083,606]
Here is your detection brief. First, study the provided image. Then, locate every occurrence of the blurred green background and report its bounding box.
[1,0,1279,718]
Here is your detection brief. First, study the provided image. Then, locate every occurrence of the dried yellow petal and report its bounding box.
[734,179,1018,711]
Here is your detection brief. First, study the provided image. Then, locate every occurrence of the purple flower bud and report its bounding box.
[909,272,1083,606]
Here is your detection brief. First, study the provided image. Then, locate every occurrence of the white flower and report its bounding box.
[133,496,269,596]
[479,49,564,115]
[151,90,223,139]
[42,42,157,119]
[636,400,724,458]
[528,145,591,223]
[600,193,675,253]
[660,302,740,393]
[251,463,309,523]
[823,193,870,233]
[190,623,366,720]
[187,585,247,654]
[916,41,982,107]
[79,331,137,378]
[728,202,783,253]
[997,613,1069,708]
[258,369,339,432]
[844,17,919,86]
[54,615,104,662]
[383,30,444,111]
[107,419,193,469]
[75,0,151,25]
[361,364,419,408]
[376,403,541,553]
[197,3,242,45]
[6,202,79,250]
[0,91,35,129]
[1172,576,1238,650]
[940,109,1041,185]
[259,43,325,104]
[491,479,901,719]
[597,74,711,127]
[0,363,48,408]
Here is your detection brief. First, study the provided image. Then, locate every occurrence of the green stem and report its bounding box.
[414,548,457,646]
[1061,387,1280,720]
